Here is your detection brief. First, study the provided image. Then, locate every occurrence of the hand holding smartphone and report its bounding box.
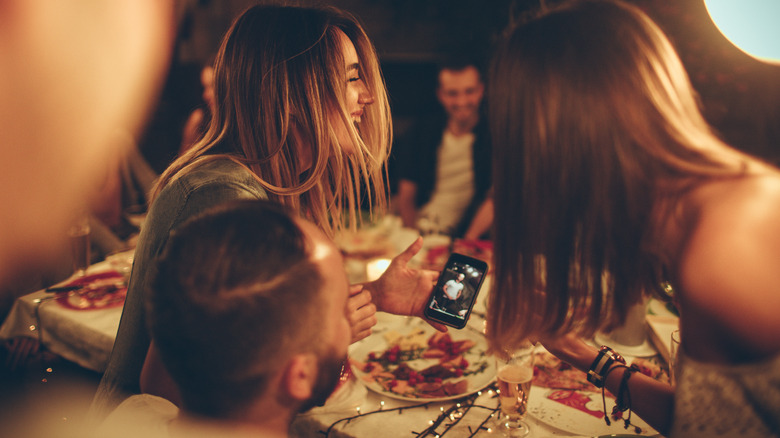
[423,253,488,329]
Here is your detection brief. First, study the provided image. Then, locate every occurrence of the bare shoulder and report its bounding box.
[676,173,780,357]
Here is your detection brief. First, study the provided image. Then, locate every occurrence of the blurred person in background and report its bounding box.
[87,133,158,260]
[393,59,492,237]
[487,1,780,436]
[178,61,216,155]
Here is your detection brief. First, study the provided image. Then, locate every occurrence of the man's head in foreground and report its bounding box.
[147,200,351,428]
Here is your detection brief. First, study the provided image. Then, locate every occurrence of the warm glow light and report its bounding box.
[366,258,392,281]
[704,0,780,62]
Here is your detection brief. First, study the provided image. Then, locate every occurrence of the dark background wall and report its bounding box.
[139,0,780,172]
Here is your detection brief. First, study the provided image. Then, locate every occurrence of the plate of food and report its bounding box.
[53,271,127,311]
[349,317,495,401]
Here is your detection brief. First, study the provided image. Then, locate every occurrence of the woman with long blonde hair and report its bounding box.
[488,1,780,436]
[92,4,440,418]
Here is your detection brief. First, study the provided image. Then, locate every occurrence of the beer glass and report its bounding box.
[494,341,535,437]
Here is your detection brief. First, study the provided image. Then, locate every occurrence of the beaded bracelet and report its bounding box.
[586,346,626,388]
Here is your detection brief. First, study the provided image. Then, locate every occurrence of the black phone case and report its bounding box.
[423,252,488,329]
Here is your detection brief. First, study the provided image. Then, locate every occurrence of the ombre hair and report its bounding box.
[153,5,391,235]
[487,0,749,350]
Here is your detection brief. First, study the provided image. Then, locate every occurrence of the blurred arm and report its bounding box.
[396,180,418,228]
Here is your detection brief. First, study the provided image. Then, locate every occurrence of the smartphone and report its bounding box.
[423,252,489,329]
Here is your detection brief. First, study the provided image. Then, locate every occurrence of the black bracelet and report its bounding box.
[600,363,642,433]
[587,346,626,388]
[600,364,628,426]
[615,364,639,411]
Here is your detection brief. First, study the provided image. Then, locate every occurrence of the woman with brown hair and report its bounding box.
[92,4,439,419]
[487,1,780,436]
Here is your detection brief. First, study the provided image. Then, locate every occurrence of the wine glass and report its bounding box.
[68,216,91,277]
[493,341,535,437]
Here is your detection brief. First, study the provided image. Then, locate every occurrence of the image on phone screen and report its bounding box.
[424,253,488,329]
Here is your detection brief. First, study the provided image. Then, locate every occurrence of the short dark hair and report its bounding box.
[146,200,324,419]
[437,55,484,79]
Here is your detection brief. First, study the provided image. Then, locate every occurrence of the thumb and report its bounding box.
[393,236,423,266]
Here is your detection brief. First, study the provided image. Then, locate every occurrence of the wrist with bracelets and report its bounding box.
[586,345,626,388]
[588,345,642,433]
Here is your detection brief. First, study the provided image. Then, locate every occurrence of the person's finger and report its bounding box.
[349,300,376,319]
[349,312,377,341]
[349,284,364,296]
[392,236,423,266]
[351,311,377,331]
[351,328,373,344]
[347,289,372,313]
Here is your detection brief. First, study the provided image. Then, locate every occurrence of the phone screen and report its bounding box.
[423,253,488,329]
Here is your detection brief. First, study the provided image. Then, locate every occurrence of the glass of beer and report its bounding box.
[494,341,535,437]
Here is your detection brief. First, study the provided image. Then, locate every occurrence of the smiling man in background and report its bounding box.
[393,59,492,237]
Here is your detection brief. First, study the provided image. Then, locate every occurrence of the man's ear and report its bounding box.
[280,353,317,402]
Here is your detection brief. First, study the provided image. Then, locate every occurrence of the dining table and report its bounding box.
[0,217,678,437]
[0,249,134,373]
[289,302,674,438]
[296,216,676,438]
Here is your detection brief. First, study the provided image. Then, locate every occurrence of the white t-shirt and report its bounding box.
[96,394,177,438]
[96,394,288,438]
[418,130,475,233]
[443,278,465,300]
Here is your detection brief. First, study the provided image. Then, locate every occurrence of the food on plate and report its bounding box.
[54,272,127,310]
[351,330,489,399]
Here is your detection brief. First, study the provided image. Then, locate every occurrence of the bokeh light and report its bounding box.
[704,0,780,63]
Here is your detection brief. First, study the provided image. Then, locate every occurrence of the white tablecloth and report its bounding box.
[0,258,126,372]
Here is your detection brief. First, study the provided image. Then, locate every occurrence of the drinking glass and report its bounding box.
[494,341,535,437]
[68,216,91,276]
[669,329,681,385]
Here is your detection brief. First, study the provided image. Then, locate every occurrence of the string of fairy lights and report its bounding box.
[320,383,504,437]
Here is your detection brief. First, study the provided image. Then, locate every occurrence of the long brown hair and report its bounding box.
[487,0,746,350]
[153,5,391,235]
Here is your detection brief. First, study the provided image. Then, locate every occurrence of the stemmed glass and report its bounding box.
[493,341,536,437]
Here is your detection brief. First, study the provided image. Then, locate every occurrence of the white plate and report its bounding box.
[349,316,496,402]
